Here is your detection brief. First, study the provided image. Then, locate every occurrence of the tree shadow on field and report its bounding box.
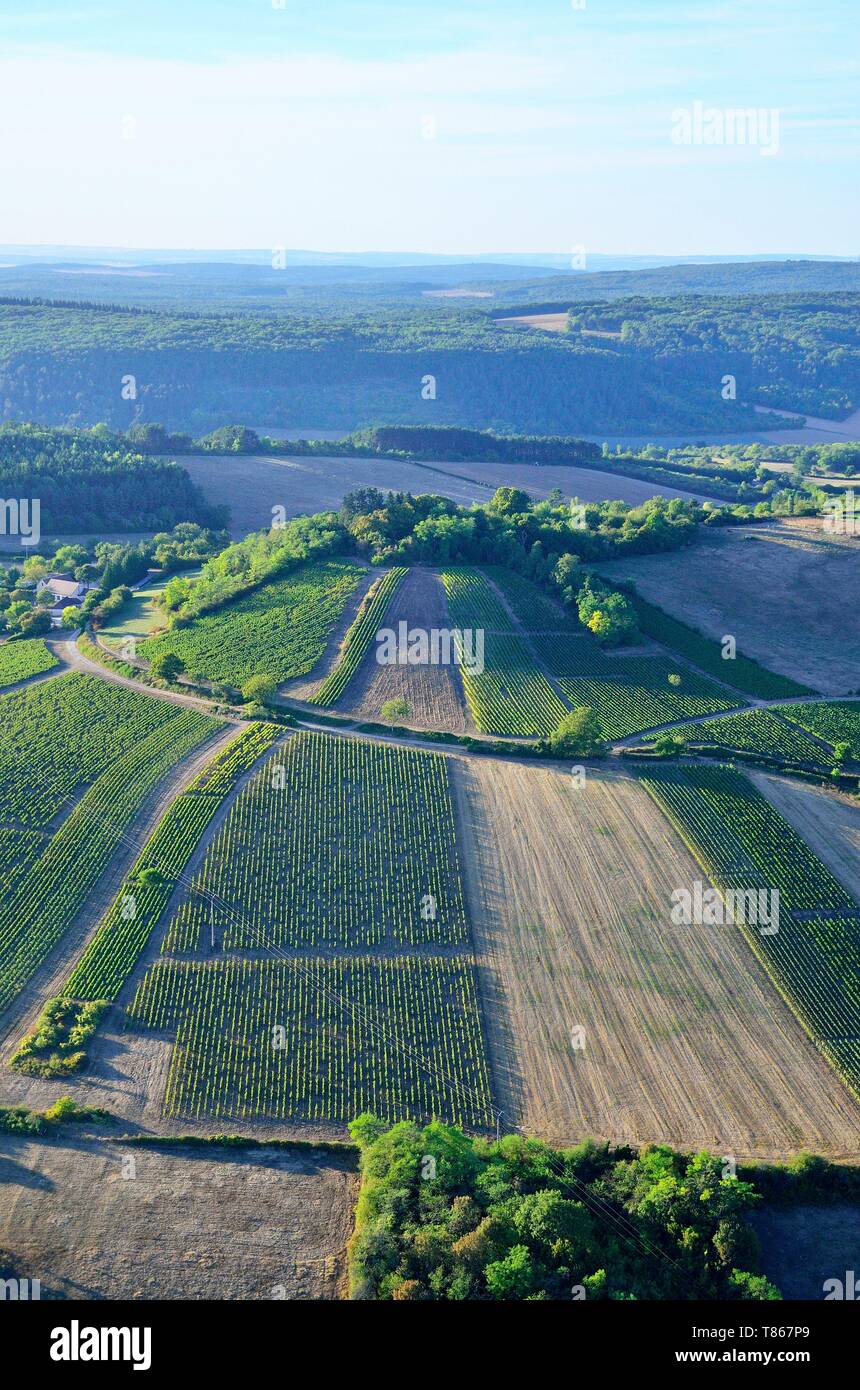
[0,1149,56,1191]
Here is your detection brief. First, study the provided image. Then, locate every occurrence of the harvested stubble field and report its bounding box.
[342,568,468,732]
[181,451,715,539]
[450,756,860,1159]
[0,1134,358,1300]
[599,518,860,696]
[749,770,860,906]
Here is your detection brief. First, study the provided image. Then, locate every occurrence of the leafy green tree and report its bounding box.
[51,544,89,573]
[138,868,166,889]
[485,1245,537,1299]
[149,651,185,683]
[241,674,278,706]
[576,578,638,646]
[380,698,411,723]
[545,707,604,756]
[17,608,51,636]
[489,486,531,516]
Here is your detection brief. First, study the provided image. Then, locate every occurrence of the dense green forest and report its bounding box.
[1,255,857,314]
[0,423,226,534]
[487,258,860,307]
[348,1117,780,1300]
[564,294,860,419]
[1,288,856,435]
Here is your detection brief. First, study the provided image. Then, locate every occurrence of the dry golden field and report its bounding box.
[451,756,860,1160]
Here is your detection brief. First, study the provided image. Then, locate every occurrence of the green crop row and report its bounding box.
[640,762,860,1094]
[163,730,469,952]
[142,559,365,687]
[0,638,59,689]
[66,724,281,1001]
[440,567,515,631]
[555,655,737,740]
[481,568,577,633]
[457,631,570,738]
[310,567,408,706]
[126,955,494,1128]
[639,762,854,914]
[780,701,860,761]
[0,708,220,1015]
[0,672,185,827]
[675,709,832,766]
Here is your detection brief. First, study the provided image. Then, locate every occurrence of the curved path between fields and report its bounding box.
[16,627,857,773]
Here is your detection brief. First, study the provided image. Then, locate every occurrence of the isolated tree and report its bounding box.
[545,706,604,757]
[149,651,185,684]
[652,731,687,758]
[241,674,278,706]
[380,697,411,723]
[137,867,166,889]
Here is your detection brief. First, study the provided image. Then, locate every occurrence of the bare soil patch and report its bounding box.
[341,569,468,732]
[0,1134,357,1300]
[497,312,570,333]
[450,757,860,1160]
[750,771,860,903]
[182,450,714,539]
[181,453,494,537]
[600,519,860,695]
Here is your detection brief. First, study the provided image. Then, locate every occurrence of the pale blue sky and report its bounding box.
[0,0,857,254]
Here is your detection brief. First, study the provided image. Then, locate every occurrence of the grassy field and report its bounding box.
[618,589,815,699]
[142,559,365,687]
[99,569,202,647]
